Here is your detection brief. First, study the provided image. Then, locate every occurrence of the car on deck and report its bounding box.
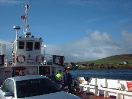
[0,75,80,99]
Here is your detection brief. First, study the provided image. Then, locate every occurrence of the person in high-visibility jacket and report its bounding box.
[55,71,63,84]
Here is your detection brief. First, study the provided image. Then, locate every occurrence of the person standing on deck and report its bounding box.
[62,68,73,93]
[55,70,63,85]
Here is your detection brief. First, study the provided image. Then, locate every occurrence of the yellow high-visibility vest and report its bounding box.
[55,72,62,81]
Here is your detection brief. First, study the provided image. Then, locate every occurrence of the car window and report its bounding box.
[1,79,14,96]
[8,80,14,94]
[1,79,10,92]
[16,78,61,98]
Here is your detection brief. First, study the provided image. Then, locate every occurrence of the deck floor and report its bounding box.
[78,95,114,99]
[75,92,116,99]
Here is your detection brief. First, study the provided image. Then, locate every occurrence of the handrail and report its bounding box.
[100,87,132,96]
[79,84,132,99]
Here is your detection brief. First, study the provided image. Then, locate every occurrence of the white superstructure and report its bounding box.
[12,4,44,67]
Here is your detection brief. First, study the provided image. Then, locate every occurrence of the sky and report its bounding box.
[0,0,132,62]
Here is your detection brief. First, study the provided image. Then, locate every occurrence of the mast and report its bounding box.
[21,3,31,37]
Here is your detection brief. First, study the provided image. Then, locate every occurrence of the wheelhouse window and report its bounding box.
[35,42,40,50]
[26,42,33,51]
[19,41,24,49]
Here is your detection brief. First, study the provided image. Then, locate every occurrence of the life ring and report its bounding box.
[36,55,44,63]
[17,55,25,63]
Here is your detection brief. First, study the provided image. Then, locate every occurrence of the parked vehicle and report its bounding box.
[0,75,80,99]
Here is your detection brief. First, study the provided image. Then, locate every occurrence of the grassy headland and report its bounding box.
[76,54,132,70]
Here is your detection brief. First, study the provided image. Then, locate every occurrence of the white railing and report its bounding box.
[78,77,132,99]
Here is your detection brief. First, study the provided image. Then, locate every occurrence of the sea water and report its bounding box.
[70,69,132,80]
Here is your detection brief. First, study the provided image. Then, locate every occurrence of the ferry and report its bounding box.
[0,1,132,99]
[0,2,64,84]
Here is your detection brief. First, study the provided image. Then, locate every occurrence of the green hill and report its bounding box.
[77,54,132,70]
[89,54,132,65]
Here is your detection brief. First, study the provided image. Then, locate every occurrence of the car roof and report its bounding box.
[8,75,47,81]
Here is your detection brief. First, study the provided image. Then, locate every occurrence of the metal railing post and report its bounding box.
[104,78,108,97]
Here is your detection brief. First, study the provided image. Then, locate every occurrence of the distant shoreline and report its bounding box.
[76,64,132,70]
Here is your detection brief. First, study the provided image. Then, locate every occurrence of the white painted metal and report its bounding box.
[79,78,132,99]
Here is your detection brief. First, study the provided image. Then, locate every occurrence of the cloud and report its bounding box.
[0,40,12,58]
[122,32,132,43]
[46,31,122,62]
[0,40,12,45]
[120,32,132,53]
[45,31,132,62]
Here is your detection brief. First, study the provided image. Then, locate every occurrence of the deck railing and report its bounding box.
[78,78,132,99]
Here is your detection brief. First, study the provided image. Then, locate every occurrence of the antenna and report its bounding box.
[21,0,32,37]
